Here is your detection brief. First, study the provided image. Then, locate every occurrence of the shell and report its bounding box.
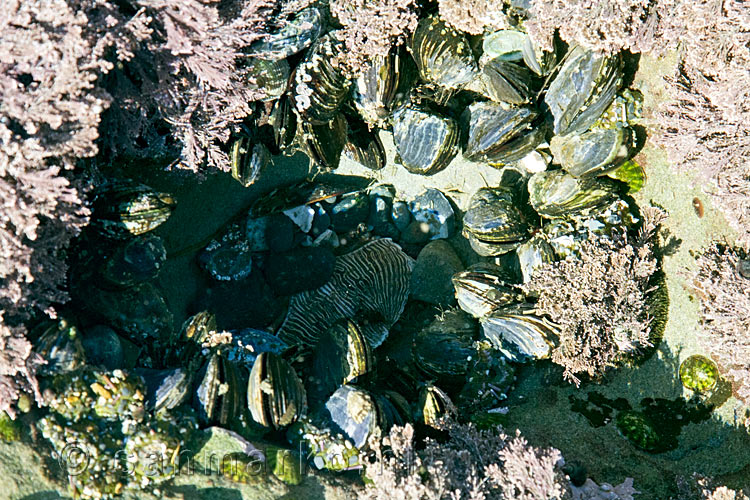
[137,368,191,413]
[269,96,298,154]
[516,234,555,283]
[679,355,719,393]
[462,101,542,165]
[392,106,460,175]
[482,30,527,62]
[480,58,535,105]
[231,137,271,187]
[528,170,620,219]
[354,49,412,127]
[311,320,374,402]
[480,303,560,362]
[245,57,290,101]
[545,46,623,136]
[91,181,176,239]
[294,33,352,124]
[248,7,322,60]
[418,384,456,429]
[195,353,246,427]
[278,239,414,347]
[411,16,479,89]
[462,187,533,254]
[247,352,307,429]
[453,264,524,318]
[413,309,477,380]
[35,320,86,376]
[299,113,348,169]
[550,126,632,178]
[343,119,386,170]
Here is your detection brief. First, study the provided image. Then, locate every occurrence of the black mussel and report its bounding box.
[528,169,620,218]
[137,367,192,413]
[550,126,632,178]
[269,96,298,154]
[312,320,373,396]
[515,233,555,283]
[418,384,456,429]
[545,46,623,136]
[480,58,536,105]
[244,57,290,102]
[480,303,560,362]
[354,48,414,127]
[413,309,477,381]
[462,101,543,166]
[248,7,323,60]
[247,352,307,429]
[91,180,176,239]
[453,264,524,318]
[343,119,386,171]
[231,136,272,187]
[35,319,86,376]
[411,16,479,89]
[195,352,246,427]
[299,114,348,169]
[462,186,534,256]
[294,33,352,125]
[100,234,166,288]
[392,106,460,175]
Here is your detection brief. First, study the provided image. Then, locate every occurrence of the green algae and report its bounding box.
[680,354,720,393]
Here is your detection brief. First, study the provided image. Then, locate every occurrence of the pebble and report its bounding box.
[331,192,370,232]
[264,246,336,295]
[410,240,463,306]
[368,196,400,239]
[283,205,315,233]
[265,213,296,253]
[82,325,124,370]
[310,204,331,237]
[391,201,412,232]
[409,189,455,240]
[400,221,433,245]
[245,216,270,252]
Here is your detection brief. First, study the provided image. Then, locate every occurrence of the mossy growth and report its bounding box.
[680,354,720,393]
[0,412,22,442]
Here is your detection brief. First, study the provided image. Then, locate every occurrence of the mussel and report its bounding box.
[453,264,524,318]
[411,16,479,89]
[480,303,560,362]
[550,126,632,178]
[91,181,176,239]
[195,353,246,427]
[247,352,307,429]
[248,7,323,60]
[528,170,620,219]
[392,105,460,175]
[462,186,534,256]
[231,137,271,187]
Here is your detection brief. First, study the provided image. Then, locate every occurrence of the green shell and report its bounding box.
[679,355,719,393]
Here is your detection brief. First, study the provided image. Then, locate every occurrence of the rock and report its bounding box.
[391,201,412,232]
[310,205,331,237]
[100,234,166,287]
[312,229,340,250]
[409,189,456,240]
[410,240,463,306]
[400,221,433,245]
[264,246,336,295]
[283,205,315,233]
[82,325,124,370]
[265,213,296,253]
[368,195,400,239]
[207,270,282,330]
[330,192,369,232]
[200,237,253,282]
[245,215,270,251]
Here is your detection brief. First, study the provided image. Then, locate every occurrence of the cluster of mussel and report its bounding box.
[28,3,657,497]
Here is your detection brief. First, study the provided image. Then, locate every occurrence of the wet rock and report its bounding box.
[283,205,316,233]
[368,196,400,239]
[310,205,331,237]
[245,216,270,252]
[82,325,124,370]
[410,240,463,306]
[207,271,282,330]
[264,246,336,295]
[312,229,340,250]
[409,189,456,240]
[331,192,369,232]
[391,201,412,232]
[265,213,296,253]
[200,238,253,282]
[100,234,166,288]
[400,221,433,245]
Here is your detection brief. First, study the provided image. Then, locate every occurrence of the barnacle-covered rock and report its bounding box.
[200,225,254,282]
[392,106,460,175]
[248,6,323,60]
[278,239,413,347]
[322,385,381,450]
[480,303,560,362]
[550,126,632,178]
[247,352,307,429]
[100,234,167,288]
[453,264,524,318]
[294,33,352,124]
[528,170,620,219]
[463,186,534,256]
[90,369,146,424]
[458,343,515,413]
[288,419,361,471]
[411,16,479,89]
[44,370,98,422]
[34,319,85,376]
[462,101,543,165]
[545,46,623,136]
[91,180,176,239]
